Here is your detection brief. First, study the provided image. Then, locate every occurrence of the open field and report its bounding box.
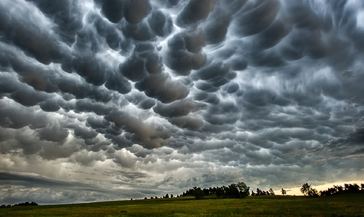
[1,195,363,217]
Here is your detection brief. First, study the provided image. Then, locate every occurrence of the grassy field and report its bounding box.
[1,195,363,217]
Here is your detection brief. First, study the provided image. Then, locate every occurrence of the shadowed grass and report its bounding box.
[1,195,363,217]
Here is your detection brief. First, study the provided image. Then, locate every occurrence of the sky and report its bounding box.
[0,0,364,204]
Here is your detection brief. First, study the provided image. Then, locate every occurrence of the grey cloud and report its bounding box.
[87,116,110,130]
[193,62,233,84]
[72,125,98,141]
[0,172,90,189]
[105,73,132,94]
[99,0,125,23]
[0,42,115,103]
[148,10,173,37]
[121,55,147,81]
[124,0,151,24]
[176,0,215,27]
[0,172,129,204]
[194,91,220,104]
[164,31,207,74]
[169,116,204,130]
[71,55,110,86]
[28,0,83,45]
[139,98,156,110]
[203,7,231,44]
[121,20,155,41]
[0,100,48,129]
[154,99,202,118]
[232,0,280,36]
[106,110,169,149]
[0,0,71,64]
[125,92,156,109]
[39,99,61,112]
[203,102,240,125]
[120,43,163,81]
[135,73,189,103]
[37,124,69,142]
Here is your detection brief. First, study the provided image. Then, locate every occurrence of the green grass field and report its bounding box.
[1,195,363,217]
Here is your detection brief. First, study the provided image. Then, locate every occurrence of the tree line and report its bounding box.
[251,188,275,196]
[175,182,364,199]
[180,182,250,199]
[0,201,38,209]
[301,182,364,197]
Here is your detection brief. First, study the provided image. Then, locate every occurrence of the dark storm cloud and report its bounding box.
[28,0,83,45]
[135,73,189,103]
[1,0,364,204]
[0,172,95,190]
[176,0,216,27]
[124,0,151,24]
[168,116,204,130]
[0,0,71,64]
[98,0,125,23]
[203,6,231,44]
[0,99,48,129]
[232,0,280,36]
[0,172,149,204]
[148,10,173,37]
[164,30,207,74]
[37,124,69,142]
[120,43,163,81]
[154,99,202,118]
[106,110,169,149]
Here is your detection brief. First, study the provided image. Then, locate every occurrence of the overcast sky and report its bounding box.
[0,0,364,204]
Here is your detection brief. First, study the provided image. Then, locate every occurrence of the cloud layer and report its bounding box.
[1,0,364,203]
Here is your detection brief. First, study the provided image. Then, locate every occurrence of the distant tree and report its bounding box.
[334,185,343,193]
[180,182,250,199]
[170,194,174,198]
[144,197,148,200]
[256,188,262,196]
[193,187,204,199]
[301,183,318,197]
[300,183,310,195]
[320,183,364,196]
[345,184,360,193]
[269,188,275,196]
[281,188,286,195]
[237,182,250,197]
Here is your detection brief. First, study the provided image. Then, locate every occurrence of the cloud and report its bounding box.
[135,73,189,103]
[176,0,216,27]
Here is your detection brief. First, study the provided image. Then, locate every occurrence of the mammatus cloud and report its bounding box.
[0,0,364,203]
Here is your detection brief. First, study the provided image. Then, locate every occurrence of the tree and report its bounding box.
[256,188,262,196]
[237,182,250,197]
[301,183,318,197]
[193,187,204,199]
[301,183,311,195]
[281,188,286,195]
[269,188,275,196]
